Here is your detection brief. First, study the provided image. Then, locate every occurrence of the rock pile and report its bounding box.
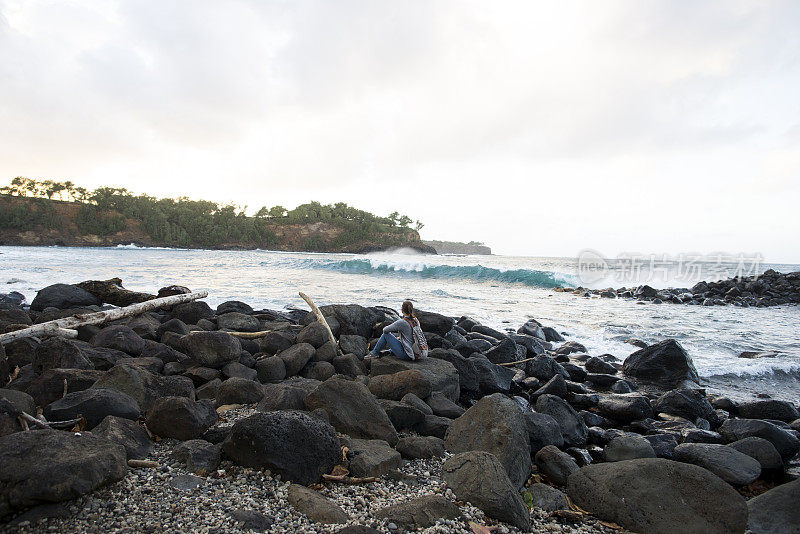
[0,280,798,533]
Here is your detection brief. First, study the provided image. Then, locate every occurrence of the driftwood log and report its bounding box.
[299,292,342,356]
[0,290,209,344]
[76,278,156,307]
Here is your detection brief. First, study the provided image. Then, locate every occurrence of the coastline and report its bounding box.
[1,280,798,532]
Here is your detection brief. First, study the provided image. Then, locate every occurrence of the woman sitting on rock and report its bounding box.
[365,300,424,361]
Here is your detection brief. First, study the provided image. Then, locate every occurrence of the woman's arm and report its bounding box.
[383,319,406,334]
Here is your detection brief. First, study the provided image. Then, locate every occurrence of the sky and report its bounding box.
[1,1,799,261]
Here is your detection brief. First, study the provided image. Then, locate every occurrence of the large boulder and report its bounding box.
[524,411,564,454]
[728,437,784,471]
[296,323,330,349]
[377,399,426,431]
[414,310,455,336]
[747,478,800,534]
[222,411,340,485]
[374,495,460,530]
[255,356,287,383]
[653,388,718,424]
[673,443,761,486]
[338,335,368,359]
[444,393,531,488]
[180,331,241,369]
[43,388,140,429]
[622,339,700,389]
[257,382,309,412]
[170,301,214,325]
[314,305,383,338]
[26,369,104,408]
[304,377,398,445]
[215,377,264,406]
[567,458,747,534]
[596,394,654,423]
[535,394,588,448]
[92,326,146,356]
[93,415,153,460]
[145,397,217,440]
[719,418,800,462]
[278,343,316,377]
[0,430,127,519]
[470,355,515,394]
[217,312,261,333]
[442,451,531,530]
[31,338,95,374]
[604,434,656,462]
[428,348,480,393]
[395,435,445,459]
[369,356,459,402]
[30,283,101,311]
[483,338,519,365]
[92,363,195,411]
[368,370,432,401]
[737,400,800,423]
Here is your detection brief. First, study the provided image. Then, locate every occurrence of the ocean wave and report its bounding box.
[267,257,578,289]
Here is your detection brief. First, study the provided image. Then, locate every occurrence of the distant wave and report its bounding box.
[266,257,578,288]
[116,243,185,251]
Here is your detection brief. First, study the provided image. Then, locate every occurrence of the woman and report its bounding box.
[365,300,420,361]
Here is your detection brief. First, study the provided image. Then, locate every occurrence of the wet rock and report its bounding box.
[180,331,241,369]
[531,374,568,399]
[535,445,579,485]
[567,458,747,534]
[442,451,531,530]
[526,355,569,382]
[0,430,127,519]
[622,339,700,389]
[585,357,617,375]
[395,435,445,459]
[604,434,656,462]
[43,388,140,429]
[554,341,587,356]
[374,495,459,530]
[535,394,588,448]
[171,439,221,475]
[30,283,100,311]
[746,478,800,534]
[93,415,153,460]
[223,411,340,485]
[653,388,718,425]
[305,377,398,445]
[673,443,761,485]
[348,438,402,477]
[288,484,349,524]
[145,397,217,440]
[644,434,679,459]
[445,393,531,488]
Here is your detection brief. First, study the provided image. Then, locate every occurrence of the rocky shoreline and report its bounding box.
[1,281,799,533]
[557,269,800,308]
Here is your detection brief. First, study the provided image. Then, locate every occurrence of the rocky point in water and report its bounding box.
[0,278,798,533]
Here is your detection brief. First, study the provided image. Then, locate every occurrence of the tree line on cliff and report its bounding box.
[0,177,424,250]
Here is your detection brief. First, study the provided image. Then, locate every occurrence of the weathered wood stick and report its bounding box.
[227,330,274,339]
[0,290,208,345]
[128,459,160,468]
[299,292,341,356]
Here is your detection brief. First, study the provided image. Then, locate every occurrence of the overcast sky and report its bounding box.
[1,1,799,261]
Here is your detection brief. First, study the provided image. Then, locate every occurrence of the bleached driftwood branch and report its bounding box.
[299,292,341,356]
[0,290,208,345]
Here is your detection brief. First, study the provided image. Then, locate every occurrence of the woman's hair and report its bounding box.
[401,300,415,318]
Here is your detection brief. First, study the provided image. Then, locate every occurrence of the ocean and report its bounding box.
[2,245,798,403]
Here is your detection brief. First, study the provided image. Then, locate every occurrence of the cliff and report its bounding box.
[0,195,435,254]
